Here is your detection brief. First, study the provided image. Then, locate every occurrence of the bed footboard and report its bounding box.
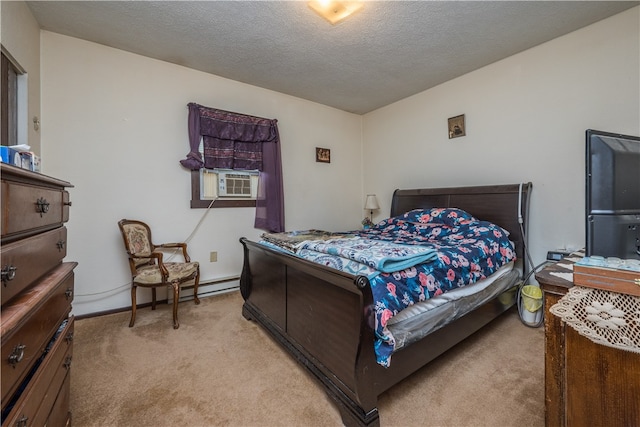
[240,237,380,427]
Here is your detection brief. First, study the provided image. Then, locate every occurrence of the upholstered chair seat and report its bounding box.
[135,262,199,285]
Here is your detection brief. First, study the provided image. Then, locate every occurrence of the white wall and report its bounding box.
[0,0,41,153]
[363,7,640,276]
[40,32,363,316]
[10,5,640,315]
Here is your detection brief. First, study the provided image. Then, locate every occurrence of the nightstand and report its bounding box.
[536,258,640,427]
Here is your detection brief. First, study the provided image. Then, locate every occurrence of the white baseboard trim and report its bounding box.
[176,275,240,302]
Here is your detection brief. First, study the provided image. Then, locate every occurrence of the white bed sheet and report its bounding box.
[387,261,519,350]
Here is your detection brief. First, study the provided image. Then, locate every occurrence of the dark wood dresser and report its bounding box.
[536,258,640,427]
[1,163,77,427]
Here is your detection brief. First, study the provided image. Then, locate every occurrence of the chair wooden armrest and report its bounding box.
[149,251,169,279]
[156,242,191,262]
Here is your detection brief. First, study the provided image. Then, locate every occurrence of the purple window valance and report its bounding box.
[180,103,277,170]
[180,103,284,232]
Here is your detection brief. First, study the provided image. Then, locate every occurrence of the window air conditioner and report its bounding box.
[200,169,258,199]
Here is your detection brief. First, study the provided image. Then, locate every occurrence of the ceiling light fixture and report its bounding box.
[308,1,364,25]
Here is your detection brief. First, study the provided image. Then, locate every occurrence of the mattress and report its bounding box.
[388,261,519,351]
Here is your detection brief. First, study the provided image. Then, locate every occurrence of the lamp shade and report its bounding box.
[364,194,380,211]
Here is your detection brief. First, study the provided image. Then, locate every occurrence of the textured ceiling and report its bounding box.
[25,1,638,114]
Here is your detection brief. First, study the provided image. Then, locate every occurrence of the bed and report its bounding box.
[239,183,532,426]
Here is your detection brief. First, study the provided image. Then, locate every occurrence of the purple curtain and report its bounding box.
[179,103,204,170]
[180,103,284,232]
[255,126,285,233]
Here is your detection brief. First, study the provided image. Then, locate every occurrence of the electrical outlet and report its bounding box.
[210,251,218,262]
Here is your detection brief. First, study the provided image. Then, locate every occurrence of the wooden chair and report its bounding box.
[118,219,200,329]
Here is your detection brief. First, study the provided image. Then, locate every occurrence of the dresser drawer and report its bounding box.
[2,317,74,427]
[1,180,69,242]
[1,264,75,405]
[1,227,68,306]
[43,371,71,427]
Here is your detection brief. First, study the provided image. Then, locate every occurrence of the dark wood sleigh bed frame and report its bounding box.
[239,183,532,426]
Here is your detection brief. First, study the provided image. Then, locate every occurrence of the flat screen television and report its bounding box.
[585,129,640,260]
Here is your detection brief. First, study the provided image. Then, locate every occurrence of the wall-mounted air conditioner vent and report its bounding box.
[200,169,258,200]
[219,172,252,197]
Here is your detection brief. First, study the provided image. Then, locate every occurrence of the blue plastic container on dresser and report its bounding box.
[0,146,20,165]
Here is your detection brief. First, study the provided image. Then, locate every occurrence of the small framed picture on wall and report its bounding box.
[448,114,466,139]
[316,147,331,163]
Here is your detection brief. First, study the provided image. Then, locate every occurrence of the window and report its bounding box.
[1,47,27,147]
[189,140,259,208]
[1,51,18,146]
[183,103,284,233]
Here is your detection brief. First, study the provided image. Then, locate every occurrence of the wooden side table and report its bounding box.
[536,258,640,427]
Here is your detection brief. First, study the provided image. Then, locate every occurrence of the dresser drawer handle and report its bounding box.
[14,415,28,427]
[8,344,26,367]
[64,201,72,206]
[1,265,17,284]
[65,331,74,343]
[57,239,66,251]
[35,197,50,216]
[63,355,73,370]
[65,288,73,300]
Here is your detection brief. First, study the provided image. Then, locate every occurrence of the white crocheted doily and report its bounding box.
[550,286,640,353]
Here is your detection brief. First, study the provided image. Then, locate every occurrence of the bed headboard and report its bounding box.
[391,183,532,263]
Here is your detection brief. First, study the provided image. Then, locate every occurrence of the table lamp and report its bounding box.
[364,194,380,223]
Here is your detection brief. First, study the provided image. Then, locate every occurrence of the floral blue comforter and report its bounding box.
[260,208,516,367]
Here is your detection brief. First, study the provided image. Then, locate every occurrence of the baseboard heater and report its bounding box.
[178,275,240,302]
[74,276,241,320]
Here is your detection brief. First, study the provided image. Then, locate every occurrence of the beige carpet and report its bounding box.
[70,291,544,427]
